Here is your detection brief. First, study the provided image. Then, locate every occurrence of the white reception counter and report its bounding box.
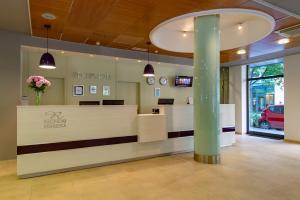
[17,104,235,178]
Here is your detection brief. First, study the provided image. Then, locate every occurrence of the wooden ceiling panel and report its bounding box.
[285,36,300,49]
[29,0,300,63]
[65,0,117,30]
[32,27,61,40]
[60,27,92,43]
[30,0,73,38]
[30,0,73,11]
[274,16,300,30]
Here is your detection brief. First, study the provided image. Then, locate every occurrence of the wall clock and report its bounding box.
[146,77,155,85]
[159,76,168,86]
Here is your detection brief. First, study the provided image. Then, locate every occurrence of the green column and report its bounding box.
[193,15,221,164]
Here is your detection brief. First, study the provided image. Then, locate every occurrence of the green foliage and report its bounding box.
[250,112,261,128]
[249,63,284,78]
[249,63,284,89]
[28,81,46,93]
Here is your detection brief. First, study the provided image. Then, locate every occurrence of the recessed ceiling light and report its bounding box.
[237,49,246,55]
[41,13,56,20]
[137,60,142,63]
[132,47,147,52]
[182,32,187,37]
[277,38,290,45]
[238,24,243,30]
[96,41,100,46]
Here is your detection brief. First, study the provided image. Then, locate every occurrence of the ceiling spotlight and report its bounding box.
[277,38,290,45]
[137,60,142,63]
[238,24,243,30]
[237,49,247,55]
[96,41,100,46]
[41,13,56,20]
[182,32,187,37]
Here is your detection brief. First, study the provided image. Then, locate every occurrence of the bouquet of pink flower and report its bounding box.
[26,76,51,105]
[26,75,51,92]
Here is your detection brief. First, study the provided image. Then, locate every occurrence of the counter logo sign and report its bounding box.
[44,111,67,128]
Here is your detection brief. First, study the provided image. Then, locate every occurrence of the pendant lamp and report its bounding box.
[39,24,56,69]
[143,42,155,77]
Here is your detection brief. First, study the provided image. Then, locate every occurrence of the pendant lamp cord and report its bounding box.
[46,26,49,53]
[147,42,150,64]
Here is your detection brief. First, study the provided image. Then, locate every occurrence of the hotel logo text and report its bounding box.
[44,111,67,128]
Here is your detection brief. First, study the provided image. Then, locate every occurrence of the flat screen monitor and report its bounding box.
[175,76,193,87]
[158,98,174,105]
[79,101,100,105]
[102,100,124,105]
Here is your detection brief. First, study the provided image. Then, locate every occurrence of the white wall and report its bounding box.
[0,30,193,160]
[21,48,193,114]
[285,54,300,142]
[229,65,247,134]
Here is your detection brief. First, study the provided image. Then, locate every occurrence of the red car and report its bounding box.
[259,105,284,130]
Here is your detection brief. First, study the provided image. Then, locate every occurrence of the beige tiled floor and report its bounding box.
[1,135,300,200]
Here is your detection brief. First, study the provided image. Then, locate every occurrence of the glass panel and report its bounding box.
[248,62,284,79]
[248,75,284,135]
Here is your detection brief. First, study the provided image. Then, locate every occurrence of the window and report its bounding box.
[247,59,284,138]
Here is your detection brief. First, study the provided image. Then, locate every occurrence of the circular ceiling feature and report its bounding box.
[150,9,275,53]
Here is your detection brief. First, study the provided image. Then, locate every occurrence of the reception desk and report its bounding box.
[158,104,235,147]
[17,104,235,178]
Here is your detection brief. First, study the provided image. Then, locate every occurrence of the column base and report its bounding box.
[194,153,221,164]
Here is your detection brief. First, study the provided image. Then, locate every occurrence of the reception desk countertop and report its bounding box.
[17,104,235,178]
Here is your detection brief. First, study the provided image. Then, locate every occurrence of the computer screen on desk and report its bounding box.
[102,100,124,105]
[158,98,174,105]
[79,101,100,105]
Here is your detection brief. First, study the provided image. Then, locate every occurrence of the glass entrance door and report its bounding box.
[247,60,284,139]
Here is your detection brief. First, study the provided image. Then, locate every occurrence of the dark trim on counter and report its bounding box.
[18,127,236,155]
[222,127,235,132]
[168,130,194,138]
[168,127,235,138]
[17,135,138,155]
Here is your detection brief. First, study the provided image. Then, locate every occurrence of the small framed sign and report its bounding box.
[103,85,110,96]
[154,88,160,97]
[90,85,97,94]
[73,85,84,96]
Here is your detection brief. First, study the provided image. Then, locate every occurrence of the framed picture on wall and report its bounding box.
[73,85,84,96]
[90,85,97,94]
[154,88,161,97]
[103,85,110,96]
